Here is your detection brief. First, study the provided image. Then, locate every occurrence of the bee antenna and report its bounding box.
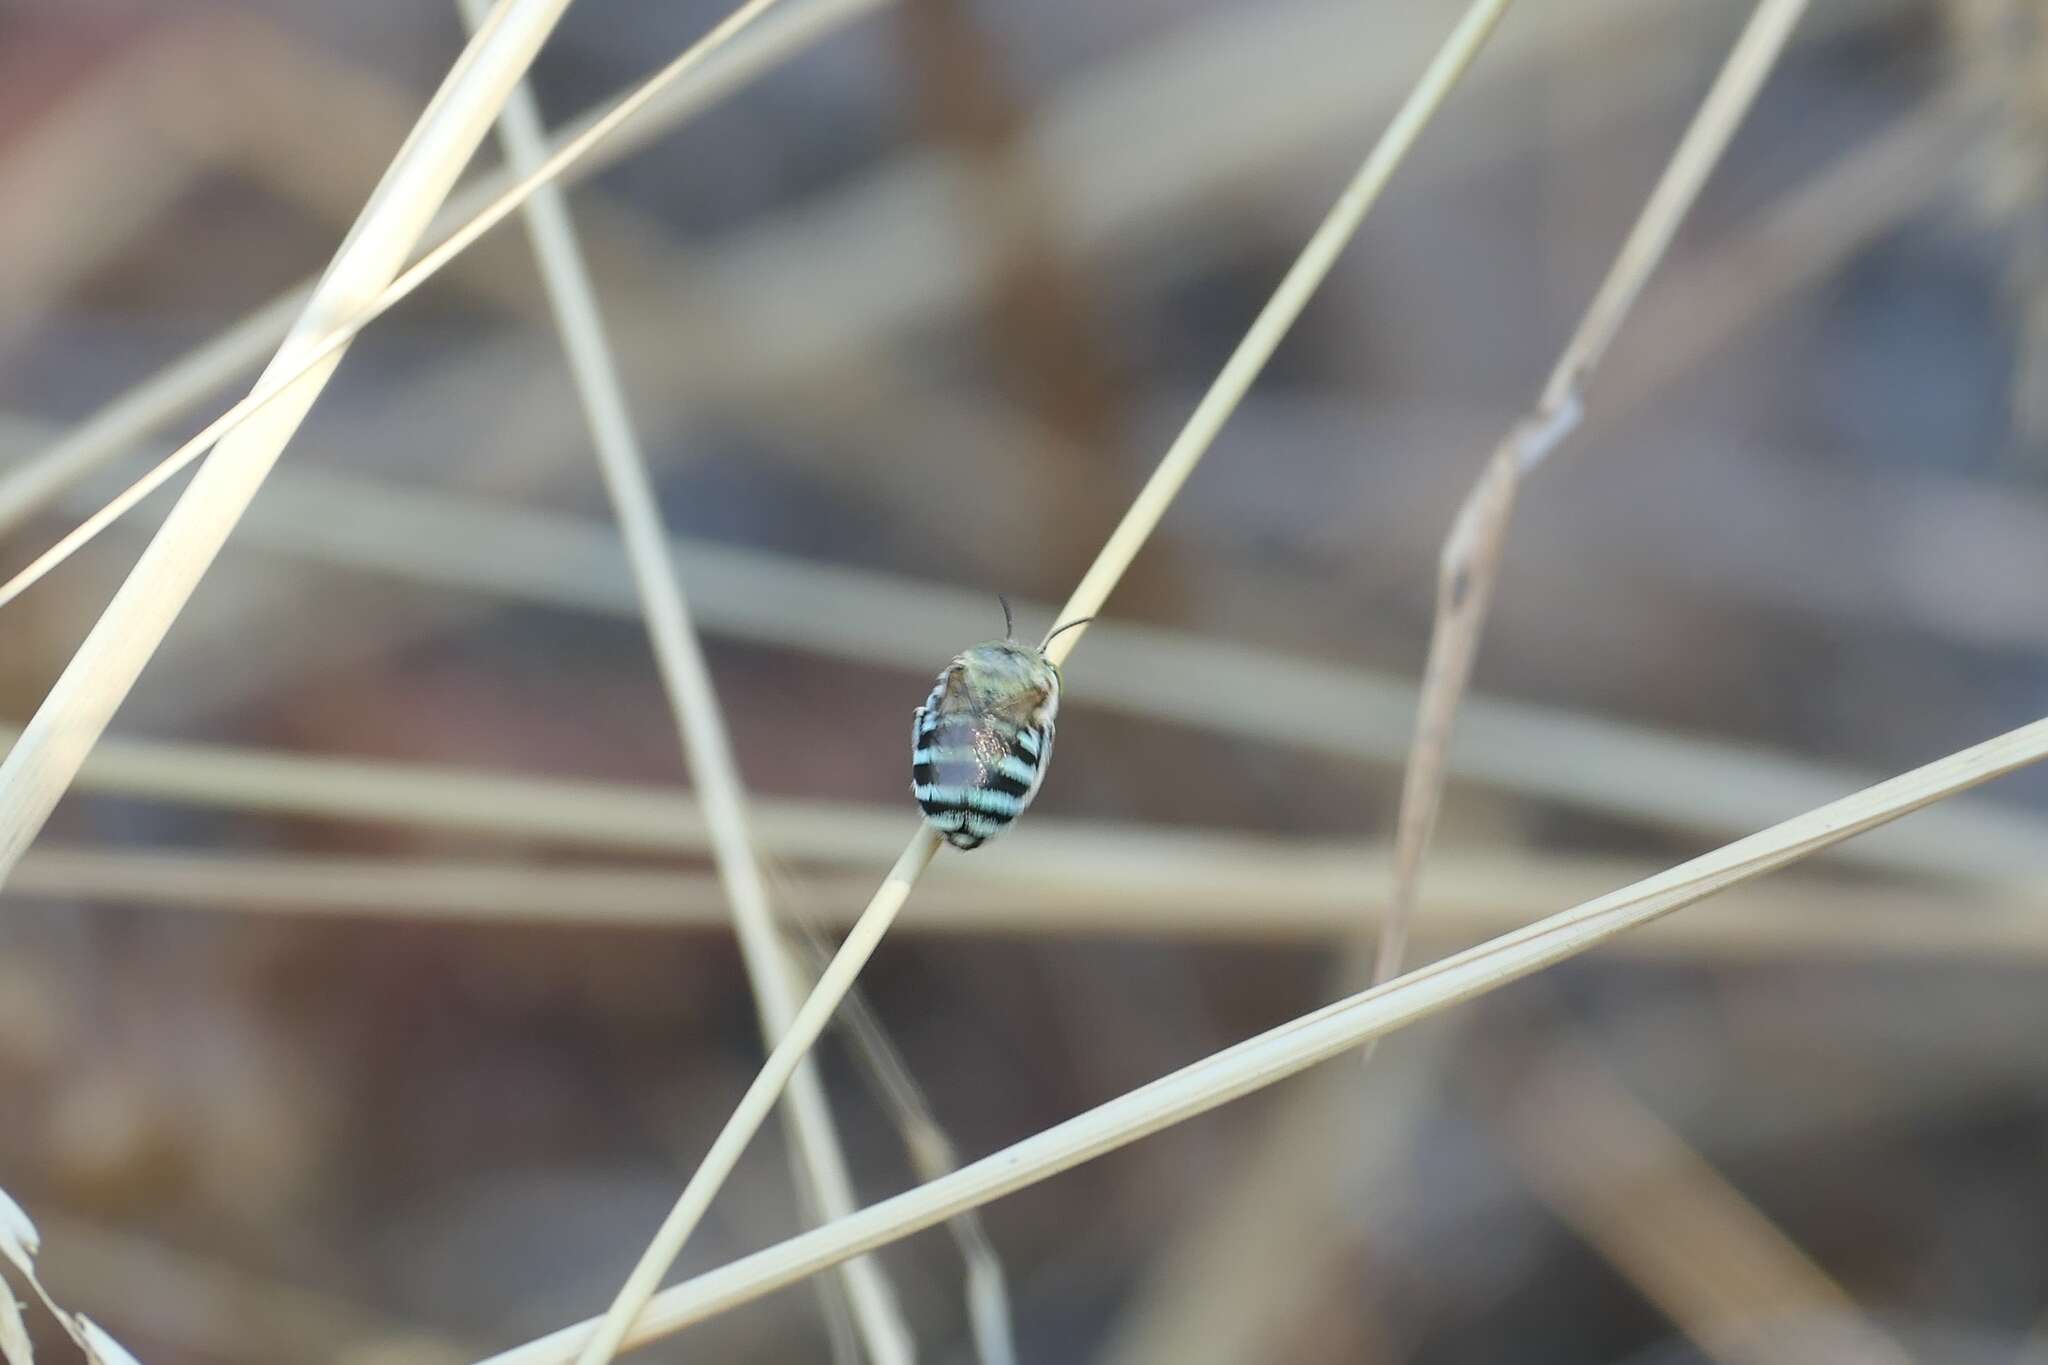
[998,593,1015,640]
[1040,616,1095,648]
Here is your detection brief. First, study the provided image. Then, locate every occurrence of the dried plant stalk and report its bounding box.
[0,0,883,544]
[481,708,2048,1363]
[460,0,912,1353]
[1586,91,1974,443]
[0,292,307,538]
[0,0,589,887]
[21,843,2048,964]
[0,0,593,875]
[28,454,2046,881]
[776,898,1018,1365]
[0,0,802,620]
[1371,0,1811,994]
[562,4,1517,1360]
[562,829,939,1365]
[1097,1024,1458,1365]
[0,1187,146,1365]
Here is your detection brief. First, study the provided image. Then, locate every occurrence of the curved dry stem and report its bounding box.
[560,6,1516,1359]
[1367,0,1812,998]
[1373,446,1520,991]
[481,710,2048,1363]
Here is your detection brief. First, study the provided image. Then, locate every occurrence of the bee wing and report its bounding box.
[913,666,961,747]
[914,669,968,770]
[929,721,1003,788]
[917,669,1006,789]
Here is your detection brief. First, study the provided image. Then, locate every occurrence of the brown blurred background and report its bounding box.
[1,0,2047,1361]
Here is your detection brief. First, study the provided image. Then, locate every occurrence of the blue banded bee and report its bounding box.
[912,599,1091,850]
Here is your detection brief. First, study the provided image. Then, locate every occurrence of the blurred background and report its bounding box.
[1,0,2046,1360]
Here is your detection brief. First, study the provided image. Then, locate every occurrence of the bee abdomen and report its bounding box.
[912,720,1051,850]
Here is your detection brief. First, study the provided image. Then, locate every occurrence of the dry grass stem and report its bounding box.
[1373,448,1519,989]
[15,612,2048,894]
[1041,0,1513,663]
[1525,0,1814,455]
[0,2,2012,1359]
[74,1322,139,1365]
[0,0,801,619]
[11,0,1690,615]
[21,843,2048,963]
[0,0,1921,577]
[0,0,1679,585]
[0,1188,144,1365]
[462,0,912,1353]
[564,7,1514,1356]
[1589,90,1977,440]
[563,829,939,1365]
[777,902,1017,1365]
[1492,1033,1913,1365]
[0,25,1967,631]
[0,720,915,864]
[0,0,883,546]
[1097,1025,1457,1365]
[0,1190,34,1365]
[0,1292,27,1365]
[1370,0,1811,996]
[478,708,2048,1362]
[0,293,308,540]
[0,0,587,889]
[45,456,2048,881]
[1944,0,2048,454]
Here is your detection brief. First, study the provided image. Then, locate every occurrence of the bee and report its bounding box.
[912,598,1092,850]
